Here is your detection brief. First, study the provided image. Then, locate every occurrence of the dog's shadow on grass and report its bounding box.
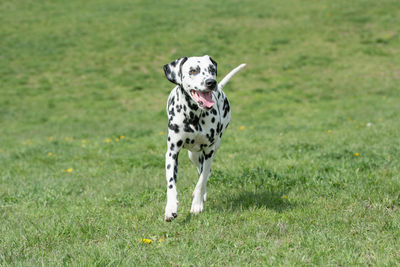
[181,189,296,223]
[216,189,296,213]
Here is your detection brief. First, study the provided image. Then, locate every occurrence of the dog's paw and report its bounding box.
[165,202,178,222]
[203,191,207,202]
[190,195,204,215]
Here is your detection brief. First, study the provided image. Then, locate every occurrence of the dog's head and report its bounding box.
[163,55,218,110]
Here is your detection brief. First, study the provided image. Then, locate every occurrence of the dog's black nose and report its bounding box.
[205,79,217,89]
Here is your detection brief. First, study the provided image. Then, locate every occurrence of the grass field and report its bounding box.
[1,0,400,265]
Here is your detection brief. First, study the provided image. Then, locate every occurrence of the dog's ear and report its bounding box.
[163,57,188,85]
[209,56,217,76]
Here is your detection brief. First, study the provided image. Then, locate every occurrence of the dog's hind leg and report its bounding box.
[188,151,202,175]
[188,151,207,201]
[191,150,214,214]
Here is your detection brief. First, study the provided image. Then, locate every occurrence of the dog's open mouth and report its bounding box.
[190,90,215,109]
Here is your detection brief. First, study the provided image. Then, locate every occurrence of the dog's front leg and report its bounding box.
[164,137,181,221]
[190,149,214,215]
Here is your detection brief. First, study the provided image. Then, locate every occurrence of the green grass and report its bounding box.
[1,0,400,265]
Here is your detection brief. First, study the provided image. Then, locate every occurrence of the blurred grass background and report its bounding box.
[1,0,399,265]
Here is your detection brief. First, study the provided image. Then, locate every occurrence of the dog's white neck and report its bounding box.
[178,85,204,118]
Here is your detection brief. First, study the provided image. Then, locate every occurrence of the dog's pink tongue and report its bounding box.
[197,91,214,108]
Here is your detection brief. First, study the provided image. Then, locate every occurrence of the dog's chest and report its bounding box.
[183,111,223,151]
[168,88,231,152]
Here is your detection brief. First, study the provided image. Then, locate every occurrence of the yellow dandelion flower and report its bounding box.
[115,138,119,142]
[48,136,54,141]
[378,118,382,122]
[120,135,125,139]
[140,238,151,244]
[81,139,87,143]
[327,130,332,134]
[239,125,245,130]
[354,152,359,157]
[159,131,164,135]
[65,137,73,141]
[159,236,165,242]
[48,152,53,156]
[281,195,288,199]
[64,168,73,173]
[104,138,111,143]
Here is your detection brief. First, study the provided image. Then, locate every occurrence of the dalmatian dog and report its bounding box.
[163,55,245,221]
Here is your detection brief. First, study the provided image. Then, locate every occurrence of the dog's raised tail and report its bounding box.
[218,63,246,91]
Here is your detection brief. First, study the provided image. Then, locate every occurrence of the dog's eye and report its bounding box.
[189,69,198,75]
